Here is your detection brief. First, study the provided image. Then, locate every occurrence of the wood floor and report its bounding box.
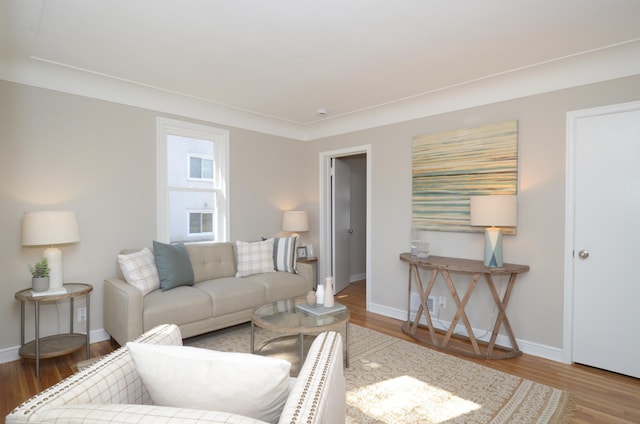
[2,280,639,423]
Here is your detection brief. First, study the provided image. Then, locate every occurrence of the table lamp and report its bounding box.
[282,211,309,238]
[469,195,516,267]
[22,210,80,290]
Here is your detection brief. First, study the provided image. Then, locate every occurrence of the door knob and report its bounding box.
[347,229,354,234]
[577,250,589,259]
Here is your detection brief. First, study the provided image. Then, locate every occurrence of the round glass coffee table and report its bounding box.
[251,297,349,373]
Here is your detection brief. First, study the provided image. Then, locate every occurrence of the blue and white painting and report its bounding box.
[412,120,518,233]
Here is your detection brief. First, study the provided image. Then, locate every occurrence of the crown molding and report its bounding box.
[1,39,639,141]
[305,40,640,140]
[0,57,307,140]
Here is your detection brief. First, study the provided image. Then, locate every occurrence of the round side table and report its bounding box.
[15,283,93,378]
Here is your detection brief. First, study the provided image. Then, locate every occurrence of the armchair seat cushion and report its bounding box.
[33,401,268,424]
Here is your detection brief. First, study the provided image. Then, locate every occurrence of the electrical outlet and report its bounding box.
[427,296,437,315]
[410,293,437,315]
[77,307,87,322]
[439,296,446,309]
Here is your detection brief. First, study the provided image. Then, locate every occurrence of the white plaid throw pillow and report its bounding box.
[118,247,160,295]
[236,239,276,277]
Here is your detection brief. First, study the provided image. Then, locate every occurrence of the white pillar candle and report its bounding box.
[316,284,324,305]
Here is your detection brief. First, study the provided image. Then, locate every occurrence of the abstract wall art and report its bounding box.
[412,120,518,233]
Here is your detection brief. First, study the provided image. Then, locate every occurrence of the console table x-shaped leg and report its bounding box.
[400,254,529,359]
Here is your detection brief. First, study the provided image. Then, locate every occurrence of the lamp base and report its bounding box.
[483,228,504,267]
[44,246,64,289]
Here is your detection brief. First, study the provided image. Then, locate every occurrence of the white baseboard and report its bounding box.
[1,312,566,365]
[350,273,366,283]
[368,301,565,363]
[0,328,112,365]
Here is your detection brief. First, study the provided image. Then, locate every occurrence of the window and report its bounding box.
[157,118,229,243]
[189,211,214,234]
[189,155,214,180]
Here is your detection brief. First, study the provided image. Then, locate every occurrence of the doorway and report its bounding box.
[319,145,371,309]
[564,101,640,378]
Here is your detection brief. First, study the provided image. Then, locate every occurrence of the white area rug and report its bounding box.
[185,323,573,423]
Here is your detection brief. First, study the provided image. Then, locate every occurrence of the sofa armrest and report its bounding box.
[280,331,345,424]
[104,277,144,346]
[296,262,313,291]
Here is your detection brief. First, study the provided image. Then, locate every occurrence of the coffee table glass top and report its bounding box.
[252,297,349,333]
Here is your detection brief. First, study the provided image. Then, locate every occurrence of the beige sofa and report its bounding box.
[6,324,346,424]
[104,242,312,346]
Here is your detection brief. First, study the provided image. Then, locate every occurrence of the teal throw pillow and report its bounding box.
[153,241,195,291]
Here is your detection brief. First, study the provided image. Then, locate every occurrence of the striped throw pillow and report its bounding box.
[273,236,297,273]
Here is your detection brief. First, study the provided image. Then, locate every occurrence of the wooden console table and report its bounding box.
[399,253,529,359]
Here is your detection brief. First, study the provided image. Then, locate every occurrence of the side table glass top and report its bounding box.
[15,283,93,301]
[253,297,349,333]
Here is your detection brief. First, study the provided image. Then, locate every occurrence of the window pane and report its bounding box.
[202,213,213,232]
[189,212,201,233]
[189,157,202,179]
[202,159,214,179]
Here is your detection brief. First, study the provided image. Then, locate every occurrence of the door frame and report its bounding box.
[319,145,372,310]
[562,100,640,364]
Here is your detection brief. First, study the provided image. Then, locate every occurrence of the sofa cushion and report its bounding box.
[196,277,267,317]
[273,236,298,273]
[186,242,236,283]
[117,247,160,296]
[143,286,212,330]
[127,342,291,424]
[153,241,195,291]
[236,239,276,277]
[248,271,309,303]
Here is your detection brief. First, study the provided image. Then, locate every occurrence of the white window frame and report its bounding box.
[157,117,229,243]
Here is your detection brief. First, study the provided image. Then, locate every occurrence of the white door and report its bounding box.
[571,101,640,378]
[332,158,352,294]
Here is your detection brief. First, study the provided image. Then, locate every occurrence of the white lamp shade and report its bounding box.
[22,211,80,246]
[469,195,517,227]
[22,210,80,290]
[282,211,309,232]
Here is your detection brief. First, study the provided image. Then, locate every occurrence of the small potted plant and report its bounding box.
[29,257,50,293]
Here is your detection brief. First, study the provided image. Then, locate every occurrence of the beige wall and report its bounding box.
[2,74,639,361]
[305,75,640,357]
[0,81,313,354]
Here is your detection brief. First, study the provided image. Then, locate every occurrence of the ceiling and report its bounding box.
[2,0,640,140]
